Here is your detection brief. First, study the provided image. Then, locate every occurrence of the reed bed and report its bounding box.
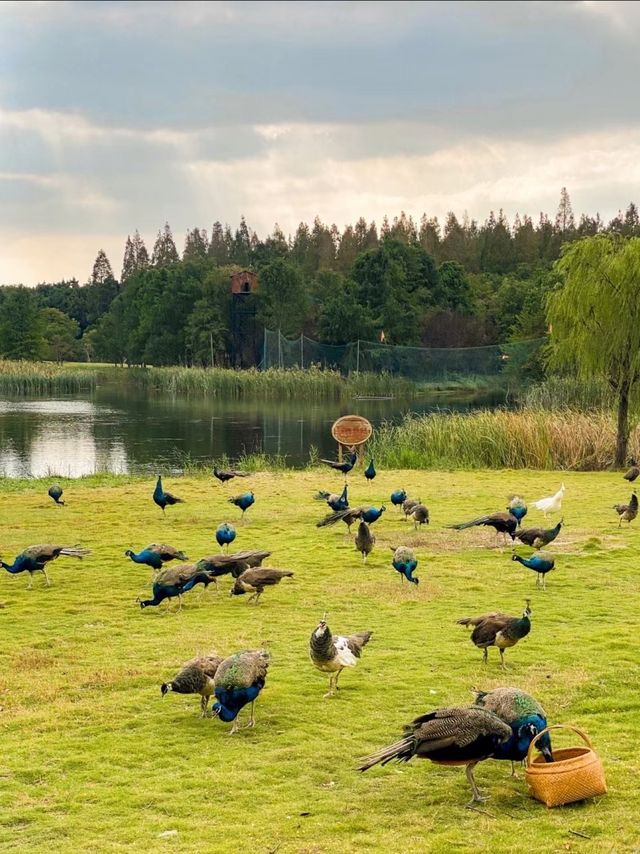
[369,408,640,470]
[0,360,98,394]
[523,377,615,410]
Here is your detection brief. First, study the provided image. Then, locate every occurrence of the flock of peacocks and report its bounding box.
[2,453,634,806]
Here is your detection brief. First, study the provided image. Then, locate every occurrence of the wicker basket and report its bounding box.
[525,724,607,808]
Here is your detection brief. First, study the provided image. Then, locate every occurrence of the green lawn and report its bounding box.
[0,470,638,853]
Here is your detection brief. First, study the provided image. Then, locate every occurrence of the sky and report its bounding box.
[2,0,640,285]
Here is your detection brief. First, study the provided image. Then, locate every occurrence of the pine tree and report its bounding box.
[419,215,441,259]
[232,216,252,266]
[0,287,45,359]
[132,230,149,270]
[208,222,229,265]
[151,222,180,267]
[121,236,136,282]
[623,202,640,236]
[183,227,209,261]
[555,187,575,236]
[91,249,115,285]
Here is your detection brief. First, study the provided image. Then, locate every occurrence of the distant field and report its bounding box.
[0,470,638,852]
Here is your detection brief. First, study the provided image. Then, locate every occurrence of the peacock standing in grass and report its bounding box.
[355,521,375,563]
[309,617,372,697]
[364,460,376,484]
[410,503,429,530]
[48,484,64,506]
[402,497,421,519]
[512,552,555,590]
[456,600,532,670]
[215,522,236,553]
[139,564,216,611]
[447,511,518,545]
[161,654,223,717]
[317,505,385,532]
[196,550,271,580]
[507,495,527,527]
[228,491,255,521]
[516,519,562,549]
[472,687,553,775]
[314,485,349,512]
[229,567,294,604]
[613,491,638,527]
[125,544,188,571]
[153,476,184,515]
[390,489,407,510]
[624,458,639,482]
[212,650,270,734]
[390,546,419,585]
[320,451,358,481]
[1,544,90,589]
[213,466,250,484]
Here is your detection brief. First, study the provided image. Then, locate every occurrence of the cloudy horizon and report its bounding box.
[2,0,640,285]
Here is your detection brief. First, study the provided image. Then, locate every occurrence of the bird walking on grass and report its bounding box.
[320,451,357,481]
[613,491,638,527]
[153,476,184,515]
[317,504,385,532]
[229,567,293,604]
[228,491,255,521]
[215,522,236,552]
[196,550,271,580]
[125,544,188,570]
[212,650,270,734]
[512,552,555,590]
[364,460,376,483]
[314,485,349,512]
[456,600,532,670]
[390,546,419,584]
[1,544,90,589]
[624,458,639,482]
[309,617,372,698]
[390,489,407,510]
[139,564,216,610]
[447,511,517,544]
[533,483,565,517]
[355,521,375,563]
[410,503,429,530]
[515,519,562,550]
[48,484,64,506]
[161,654,223,717]
[213,466,250,484]
[507,495,527,527]
[402,497,421,519]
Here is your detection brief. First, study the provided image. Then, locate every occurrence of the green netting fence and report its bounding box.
[260,329,545,383]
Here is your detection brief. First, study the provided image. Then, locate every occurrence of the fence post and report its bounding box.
[210,332,214,368]
[278,328,283,369]
[300,334,304,369]
[262,328,267,370]
[356,339,360,374]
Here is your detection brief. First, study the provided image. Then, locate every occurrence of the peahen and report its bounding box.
[613,490,638,527]
[320,451,358,481]
[153,476,184,515]
[196,550,271,580]
[215,522,236,552]
[512,552,555,590]
[1,544,90,589]
[139,564,216,610]
[507,495,527,527]
[48,484,64,506]
[355,521,375,563]
[161,654,223,717]
[456,600,532,670]
[516,519,562,549]
[212,649,270,733]
[230,567,294,604]
[390,489,407,510]
[309,617,372,697]
[213,466,250,484]
[314,485,349,512]
[624,458,639,482]
[364,460,376,483]
[402,497,421,519]
[228,491,255,521]
[410,503,429,530]
[390,545,419,584]
[125,544,188,571]
[447,511,518,544]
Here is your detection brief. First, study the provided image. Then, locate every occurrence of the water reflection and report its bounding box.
[0,386,505,478]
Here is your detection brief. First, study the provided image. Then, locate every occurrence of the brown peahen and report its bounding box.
[355,521,375,563]
[624,458,639,482]
[229,567,294,604]
[456,600,532,670]
[613,491,638,527]
[196,550,271,579]
[410,503,429,529]
[309,617,372,697]
[402,497,421,520]
[161,654,223,717]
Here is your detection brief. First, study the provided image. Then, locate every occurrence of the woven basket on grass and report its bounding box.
[525,724,607,808]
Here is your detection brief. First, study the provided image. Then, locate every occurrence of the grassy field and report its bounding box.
[0,469,638,853]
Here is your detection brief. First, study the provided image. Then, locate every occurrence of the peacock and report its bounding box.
[212,649,270,733]
[213,466,250,484]
[139,564,216,610]
[447,511,518,544]
[456,600,532,670]
[507,495,527,527]
[613,490,638,527]
[196,550,271,580]
[320,451,358,481]
[624,458,639,482]
[402,497,421,519]
[533,483,565,518]
[512,552,555,590]
[309,617,372,697]
[314,485,349,512]
[516,519,562,549]
[473,687,553,774]
[161,654,223,717]
[390,545,419,584]
[1,544,90,589]
[364,460,376,483]
[125,544,188,571]
[229,567,294,604]
[355,521,375,563]
[215,522,236,552]
[317,505,385,532]
[390,489,407,510]
[228,491,255,521]
[48,484,64,506]
[410,503,429,530]
[153,476,184,515]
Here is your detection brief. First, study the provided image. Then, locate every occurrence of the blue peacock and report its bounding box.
[1,544,90,589]
[228,491,255,521]
[512,552,555,590]
[215,522,237,552]
[391,546,419,584]
[125,543,188,571]
[139,564,216,610]
[153,476,184,515]
[212,650,270,733]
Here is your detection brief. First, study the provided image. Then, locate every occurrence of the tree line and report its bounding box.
[2,189,640,365]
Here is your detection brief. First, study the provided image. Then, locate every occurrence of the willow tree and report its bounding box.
[547,235,640,465]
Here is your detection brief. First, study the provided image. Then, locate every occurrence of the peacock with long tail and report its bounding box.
[196,550,271,580]
[456,600,532,670]
[48,484,64,506]
[125,544,188,571]
[212,650,270,733]
[153,476,184,515]
[320,450,357,481]
[516,519,562,549]
[229,567,293,604]
[309,617,372,697]
[390,546,419,584]
[213,466,250,484]
[1,544,90,589]
[161,654,223,717]
[139,564,216,610]
[215,522,236,552]
[355,521,375,563]
[447,511,518,544]
[512,552,555,589]
[317,505,385,532]
[314,485,349,512]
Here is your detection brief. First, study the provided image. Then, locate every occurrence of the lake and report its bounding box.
[0,385,506,477]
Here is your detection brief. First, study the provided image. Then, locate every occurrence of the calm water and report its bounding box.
[0,386,506,477]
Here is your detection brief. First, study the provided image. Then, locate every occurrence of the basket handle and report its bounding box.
[526,724,594,765]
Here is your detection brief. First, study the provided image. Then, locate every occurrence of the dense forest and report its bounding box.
[2,189,639,366]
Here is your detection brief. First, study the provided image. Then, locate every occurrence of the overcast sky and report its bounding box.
[2,0,640,285]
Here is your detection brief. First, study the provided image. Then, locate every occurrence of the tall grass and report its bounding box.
[0,360,98,394]
[523,376,615,410]
[369,408,640,470]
